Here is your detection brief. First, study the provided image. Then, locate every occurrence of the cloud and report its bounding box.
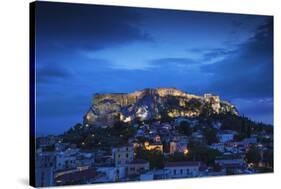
[150,58,197,66]
[148,57,200,72]
[36,63,72,83]
[231,97,273,124]
[35,2,152,51]
[201,48,236,62]
[186,47,237,65]
[201,18,273,98]
[233,97,273,115]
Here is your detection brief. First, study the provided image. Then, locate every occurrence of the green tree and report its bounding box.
[246,146,261,164]
[263,149,273,168]
[203,128,218,145]
[177,121,193,136]
[234,133,246,141]
[135,147,164,169]
[167,152,188,162]
[187,142,221,166]
[213,163,222,172]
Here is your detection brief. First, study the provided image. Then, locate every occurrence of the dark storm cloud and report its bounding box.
[35,1,154,86]
[232,97,273,124]
[230,15,260,32]
[35,1,152,51]
[201,18,273,98]
[36,63,72,83]
[235,98,273,115]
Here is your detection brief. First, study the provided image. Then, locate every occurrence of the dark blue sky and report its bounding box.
[34,2,273,136]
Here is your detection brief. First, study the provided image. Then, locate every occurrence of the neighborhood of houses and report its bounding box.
[35,118,273,187]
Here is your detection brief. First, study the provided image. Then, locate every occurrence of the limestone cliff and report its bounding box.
[84,88,238,127]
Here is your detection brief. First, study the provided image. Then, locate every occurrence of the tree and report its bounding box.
[136,136,147,143]
[42,145,55,152]
[213,163,222,172]
[246,146,261,165]
[234,133,246,141]
[135,147,164,169]
[246,124,252,138]
[203,128,218,145]
[187,142,221,166]
[167,152,188,162]
[177,121,192,136]
[263,149,273,168]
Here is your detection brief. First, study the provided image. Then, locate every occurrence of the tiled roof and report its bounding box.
[56,168,97,182]
[130,159,149,164]
[165,161,200,167]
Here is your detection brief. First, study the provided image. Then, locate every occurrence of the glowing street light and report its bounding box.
[184,149,189,155]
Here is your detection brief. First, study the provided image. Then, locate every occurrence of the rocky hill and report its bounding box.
[83,88,238,127]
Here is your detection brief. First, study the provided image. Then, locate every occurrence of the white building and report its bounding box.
[128,159,150,176]
[112,146,134,167]
[35,152,55,187]
[215,158,246,168]
[170,138,188,154]
[55,152,77,171]
[209,143,225,153]
[242,136,258,145]
[54,142,68,152]
[164,161,201,178]
[96,166,126,182]
[140,171,154,181]
[217,131,236,143]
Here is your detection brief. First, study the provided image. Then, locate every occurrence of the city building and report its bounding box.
[209,143,225,153]
[140,171,154,181]
[215,155,246,170]
[191,131,205,143]
[112,146,134,167]
[55,168,97,185]
[170,135,189,154]
[128,159,150,176]
[144,141,163,152]
[153,135,161,143]
[217,130,237,143]
[35,152,56,187]
[96,166,126,182]
[164,161,201,178]
[37,135,59,148]
[56,152,77,171]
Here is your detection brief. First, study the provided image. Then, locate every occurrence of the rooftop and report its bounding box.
[165,161,201,167]
[56,168,97,182]
[130,159,149,164]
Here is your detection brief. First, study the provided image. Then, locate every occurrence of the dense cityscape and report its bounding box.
[35,88,273,187]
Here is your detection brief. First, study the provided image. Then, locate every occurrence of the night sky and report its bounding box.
[34,2,273,136]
